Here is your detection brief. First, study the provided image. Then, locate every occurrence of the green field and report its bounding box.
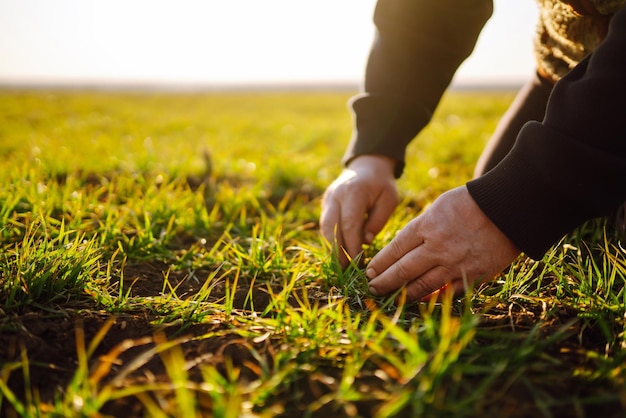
[0,89,625,417]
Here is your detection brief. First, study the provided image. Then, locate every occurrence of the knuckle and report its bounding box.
[389,237,404,257]
[340,217,361,232]
[393,260,413,283]
[334,178,357,193]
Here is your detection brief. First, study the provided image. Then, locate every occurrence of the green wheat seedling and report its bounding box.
[1,90,626,417]
[1,216,102,310]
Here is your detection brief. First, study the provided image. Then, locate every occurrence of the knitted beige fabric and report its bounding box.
[535,0,625,82]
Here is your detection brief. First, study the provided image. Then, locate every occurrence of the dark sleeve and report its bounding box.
[343,0,493,177]
[467,6,626,259]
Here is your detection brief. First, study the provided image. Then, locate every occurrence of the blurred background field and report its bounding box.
[0,88,511,194]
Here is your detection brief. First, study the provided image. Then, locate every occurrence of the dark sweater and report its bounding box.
[343,0,626,259]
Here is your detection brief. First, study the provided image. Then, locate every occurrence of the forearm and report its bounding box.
[344,0,493,177]
[467,6,626,258]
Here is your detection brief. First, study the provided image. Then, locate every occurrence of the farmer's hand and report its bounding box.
[367,186,520,301]
[320,155,399,267]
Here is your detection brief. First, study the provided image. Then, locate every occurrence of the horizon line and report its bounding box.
[0,78,525,92]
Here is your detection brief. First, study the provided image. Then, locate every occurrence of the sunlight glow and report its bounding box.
[0,0,537,86]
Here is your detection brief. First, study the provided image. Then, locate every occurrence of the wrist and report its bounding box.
[346,154,397,177]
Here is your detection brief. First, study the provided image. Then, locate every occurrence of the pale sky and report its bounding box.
[0,0,539,87]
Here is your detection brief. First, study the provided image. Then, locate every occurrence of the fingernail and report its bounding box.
[364,232,374,244]
[369,286,378,296]
[366,267,377,279]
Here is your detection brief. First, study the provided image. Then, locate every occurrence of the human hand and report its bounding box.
[320,155,399,267]
[367,186,520,301]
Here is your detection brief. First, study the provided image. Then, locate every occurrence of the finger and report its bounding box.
[339,193,369,260]
[420,272,494,302]
[366,219,425,280]
[363,189,398,244]
[368,244,436,296]
[401,266,453,302]
[320,196,345,252]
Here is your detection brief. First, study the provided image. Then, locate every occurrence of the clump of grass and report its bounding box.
[0,216,102,311]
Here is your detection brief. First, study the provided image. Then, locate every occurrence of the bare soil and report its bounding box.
[0,260,358,417]
[2,260,625,417]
